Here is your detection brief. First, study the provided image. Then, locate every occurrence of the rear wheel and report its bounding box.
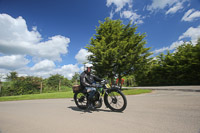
[74,92,88,109]
[104,90,127,112]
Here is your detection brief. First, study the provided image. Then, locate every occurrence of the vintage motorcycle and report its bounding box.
[73,80,127,112]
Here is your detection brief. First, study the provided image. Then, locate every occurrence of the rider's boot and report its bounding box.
[87,99,95,111]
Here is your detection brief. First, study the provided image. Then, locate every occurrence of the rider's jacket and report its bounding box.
[80,71,102,89]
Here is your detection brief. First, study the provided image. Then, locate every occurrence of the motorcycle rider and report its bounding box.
[80,63,102,110]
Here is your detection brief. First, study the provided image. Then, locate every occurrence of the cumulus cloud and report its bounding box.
[0,55,30,70]
[75,48,92,64]
[0,13,77,79]
[181,9,200,22]
[30,59,56,72]
[19,62,80,79]
[56,64,80,79]
[0,13,70,61]
[33,35,69,61]
[153,25,200,54]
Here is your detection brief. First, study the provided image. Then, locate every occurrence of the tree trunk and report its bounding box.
[59,80,61,91]
[109,72,114,85]
[40,82,42,93]
[118,74,122,88]
[0,80,2,96]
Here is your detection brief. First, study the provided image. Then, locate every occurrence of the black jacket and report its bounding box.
[80,71,102,89]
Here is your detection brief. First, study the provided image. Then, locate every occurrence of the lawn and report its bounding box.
[0,89,152,102]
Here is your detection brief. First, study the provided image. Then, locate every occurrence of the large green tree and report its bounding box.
[86,18,152,84]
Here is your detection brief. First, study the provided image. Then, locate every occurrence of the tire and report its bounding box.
[74,92,88,109]
[104,90,127,112]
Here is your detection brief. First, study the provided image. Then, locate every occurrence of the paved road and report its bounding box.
[0,90,200,133]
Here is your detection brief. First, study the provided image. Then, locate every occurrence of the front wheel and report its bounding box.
[104,90,127,112]
[74,92,88,109]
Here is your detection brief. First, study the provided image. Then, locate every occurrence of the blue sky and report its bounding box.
[0,0,200,79]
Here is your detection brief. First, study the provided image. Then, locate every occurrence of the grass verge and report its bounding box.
[122,89,152,95]
[0,89,152,102]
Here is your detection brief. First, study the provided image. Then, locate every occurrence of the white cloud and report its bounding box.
[106,0,144,24]
[106,0,132,13]
[179,25,200,44]
[181,9,200,22]
[0,13,70,61]
[106,0,133,19]
[33,35,69,61]
[165,2,183,14]
[56,64,80,79]
[109,10,114,19]
[153,47,169,54]
[75,48,92,64]
[153,25,200,54]
[0,14,41,43]
[153,40,186,54]
[0,13,78,79]
[147,0,177,11]
[120,10,144,24]
[20,63,80,79]
[147,0,188,14]
[30,59,55,72]
[169,40,185,50]
[0,55,30,70]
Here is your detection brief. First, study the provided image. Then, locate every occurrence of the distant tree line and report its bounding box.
[135,40,200,86]
[122,40,200,86]
[0,72,80,96]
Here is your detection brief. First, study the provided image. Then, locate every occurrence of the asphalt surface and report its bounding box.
[0,90,200,133]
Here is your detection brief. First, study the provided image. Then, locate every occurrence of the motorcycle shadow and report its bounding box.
[68,106,122,113]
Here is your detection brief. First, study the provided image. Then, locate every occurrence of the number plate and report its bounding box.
[105,84,111,88]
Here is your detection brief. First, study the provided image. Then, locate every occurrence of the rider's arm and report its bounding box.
[93,75,102,82]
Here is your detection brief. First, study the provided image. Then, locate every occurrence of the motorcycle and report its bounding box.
[73,80,127,112]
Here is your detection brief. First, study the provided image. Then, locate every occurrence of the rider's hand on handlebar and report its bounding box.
[91,84,97,88]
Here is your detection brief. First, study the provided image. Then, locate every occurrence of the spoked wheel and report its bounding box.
[74,92,88,109]
[104,90,127,112]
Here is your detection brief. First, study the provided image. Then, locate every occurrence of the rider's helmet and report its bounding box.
[84,63,93,74]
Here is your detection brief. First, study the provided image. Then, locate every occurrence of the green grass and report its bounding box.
[0,89,152,102]
[0,91,74,102]
[122,89,152,95]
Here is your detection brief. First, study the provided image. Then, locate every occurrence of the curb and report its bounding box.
[123,87,200,92]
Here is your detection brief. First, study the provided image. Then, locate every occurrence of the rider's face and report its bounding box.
[87,67,91,73]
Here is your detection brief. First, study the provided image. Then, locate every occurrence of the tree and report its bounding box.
[46,74,64,91]
[86,18,152,84]
[71,72,80,85]
[140,40,200,86]
[6,71,18,81]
